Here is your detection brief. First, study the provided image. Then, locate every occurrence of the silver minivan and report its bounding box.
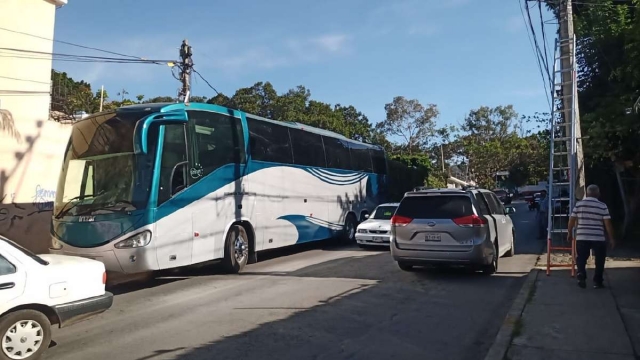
[390,188,516,274]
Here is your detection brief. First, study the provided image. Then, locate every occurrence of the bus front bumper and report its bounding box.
[49,244,158,274]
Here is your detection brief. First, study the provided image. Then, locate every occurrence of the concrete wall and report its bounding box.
[0,0,71,254]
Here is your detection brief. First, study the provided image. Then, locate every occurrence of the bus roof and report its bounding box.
[114,102,382,150]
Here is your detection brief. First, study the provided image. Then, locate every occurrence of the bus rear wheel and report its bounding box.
[223,225,249,273]
[341,214,358,243]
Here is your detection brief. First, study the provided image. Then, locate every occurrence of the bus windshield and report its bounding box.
[54,111,157,217]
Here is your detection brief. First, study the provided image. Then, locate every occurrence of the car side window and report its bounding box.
[481,192,501,215]
[491,194,506,214]
[473,193,491,216]
[0,254,16,276]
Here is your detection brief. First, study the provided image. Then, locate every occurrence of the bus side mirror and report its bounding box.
[134,110,188,155]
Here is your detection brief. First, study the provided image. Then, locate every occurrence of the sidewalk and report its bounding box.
[487,249,640,360]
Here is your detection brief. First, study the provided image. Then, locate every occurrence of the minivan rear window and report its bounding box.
[396,195,474,219]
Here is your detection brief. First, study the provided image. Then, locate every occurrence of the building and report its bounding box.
[0,0,72,253]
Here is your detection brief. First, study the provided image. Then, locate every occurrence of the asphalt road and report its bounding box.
[44,201,544,360]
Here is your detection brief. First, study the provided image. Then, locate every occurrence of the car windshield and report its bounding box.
[0,237,48,265]
[371,205,397,220]
[54,111,158,217]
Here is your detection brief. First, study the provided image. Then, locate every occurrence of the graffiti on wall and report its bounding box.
[32,185,56,211]
[0,185,57,228]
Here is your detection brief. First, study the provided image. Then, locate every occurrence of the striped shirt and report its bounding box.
[570,197,611,242]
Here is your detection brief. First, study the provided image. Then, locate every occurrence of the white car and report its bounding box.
[0,236,113,360]
[355,203,399,247]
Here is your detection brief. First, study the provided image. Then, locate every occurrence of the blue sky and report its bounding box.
[52,0,556,131]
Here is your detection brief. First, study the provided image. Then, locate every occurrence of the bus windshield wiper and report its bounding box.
[54,190,105,219]
[74,199,136,216]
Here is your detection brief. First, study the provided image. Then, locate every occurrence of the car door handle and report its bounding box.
[0,282,15,290]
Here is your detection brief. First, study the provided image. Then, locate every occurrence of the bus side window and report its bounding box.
[349,144,373,173]
[188,110,246,181]
[322,136,352,170]
[158,124,188,206]
[370,149,387,175]
[246,117,293,164]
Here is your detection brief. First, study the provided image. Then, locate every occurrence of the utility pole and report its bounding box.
[178,39,193,103]
[558,0,585,200]
[99,85,104,112]
[440,144,445,173]
[118,88,128,102]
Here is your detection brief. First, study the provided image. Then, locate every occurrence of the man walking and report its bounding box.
[567,184,616,289]
[538,189,549,239]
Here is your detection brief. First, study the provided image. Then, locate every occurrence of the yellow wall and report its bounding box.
[0,0,71,254]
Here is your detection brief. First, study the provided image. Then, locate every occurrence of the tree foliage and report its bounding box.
[376,96,439,155]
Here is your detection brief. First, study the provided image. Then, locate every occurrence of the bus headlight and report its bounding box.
[51,237,63,250]
[114,231,152,249]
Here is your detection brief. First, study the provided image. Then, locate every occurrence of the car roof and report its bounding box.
[403,187,497,199]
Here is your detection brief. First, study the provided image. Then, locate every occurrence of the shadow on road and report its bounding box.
[153,253,529,360]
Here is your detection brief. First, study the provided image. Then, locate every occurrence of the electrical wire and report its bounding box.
[193,69,220,95]
[0,26,143,59]
[0,47,176,65]
[538,0,552,89]
[525,1,553,86]
[572,1,638,7]
[519,0,553,110]
[0,75,50,85]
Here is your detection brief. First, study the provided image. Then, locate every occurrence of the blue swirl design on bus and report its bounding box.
[303,168,368,185]
[276,214,344,243]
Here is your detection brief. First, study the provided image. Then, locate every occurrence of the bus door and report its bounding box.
[154,123,194,269]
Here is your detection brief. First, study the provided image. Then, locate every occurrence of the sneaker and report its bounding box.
[578,279,586,289]
[593,283,605,289]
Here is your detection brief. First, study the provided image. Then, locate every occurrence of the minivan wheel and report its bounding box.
[398,262,414,271]
[483,242,498,275]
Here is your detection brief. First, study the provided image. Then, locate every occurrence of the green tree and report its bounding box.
[376,96,439,155]
[457,105,528,188]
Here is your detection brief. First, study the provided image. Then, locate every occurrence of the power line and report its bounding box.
[572,1,638,7]
[193,69,220,95]
[0,75,50,85]
[538,0,552,87]
[0,26,143,59]
[525,1,552,86]
[0,47,175,65]
[519,0,552,110]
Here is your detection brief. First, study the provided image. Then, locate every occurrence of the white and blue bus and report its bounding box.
[49,102,389,273]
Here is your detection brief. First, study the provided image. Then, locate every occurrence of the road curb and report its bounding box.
[483,269,539,360]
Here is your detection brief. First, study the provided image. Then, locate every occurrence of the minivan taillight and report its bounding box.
[453,215,487,227]
[102,271,107,285]
[391,215,413,226]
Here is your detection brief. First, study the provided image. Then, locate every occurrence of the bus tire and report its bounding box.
[223,225,249,273]
[342,213,358,243]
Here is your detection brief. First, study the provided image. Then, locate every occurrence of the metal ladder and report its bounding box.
[546,37,577,277]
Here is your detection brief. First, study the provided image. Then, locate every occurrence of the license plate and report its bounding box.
[425,233,442,242]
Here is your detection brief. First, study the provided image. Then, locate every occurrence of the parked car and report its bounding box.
[390,188,516,274]
[493,189,512,205]
[356,203,399,247]
[0,236,113,360]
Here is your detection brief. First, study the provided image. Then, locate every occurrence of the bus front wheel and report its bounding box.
[223,225,249,273]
